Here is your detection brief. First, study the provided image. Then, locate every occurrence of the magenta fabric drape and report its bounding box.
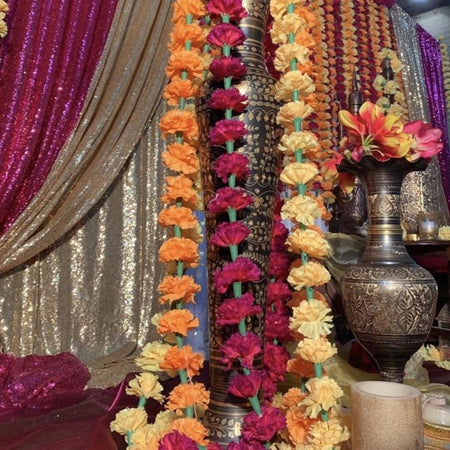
[0,0,118,235]
[416,25,450,210]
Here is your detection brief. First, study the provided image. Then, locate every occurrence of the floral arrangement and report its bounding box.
[110,0,213,448]
[0,0,8,39]
[419,344,450,371]
[439,37,450,119]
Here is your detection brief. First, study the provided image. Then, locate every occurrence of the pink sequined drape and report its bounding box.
[0,0,118,235]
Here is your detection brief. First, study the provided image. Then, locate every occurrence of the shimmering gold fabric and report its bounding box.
[391,5,450,232]
[0,0,172,385]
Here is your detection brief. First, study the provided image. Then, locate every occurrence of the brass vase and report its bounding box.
[197,0,280,444]
[338,156,438,383]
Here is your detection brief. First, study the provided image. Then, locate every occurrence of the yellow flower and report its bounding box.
[280,162,318,186]
[390,57,403,73]
[308,417,350,447]
[373,74,386,92]
[130,425,160,450]
[110,407,148,435]
[290,299,333,339]
[126,373,165,402]
[275,71,316,102]
[286,228,330,259]
[274,43,310,72]
[383,80,399,95]
[296,337,337,364]
[0,20,6,38]
[300,376,344,418]
[278,131,319,154]
[270,0,303,20]
[170,417,209,446]
[277,101,314,129]
[394,91,405,104]
[153,410,178,435]
[281,195,322,226]
[288,261,331,290]
[270,13,308,45]
[419,344,442,362]
[135,341,172,372]
[375,96,390,113]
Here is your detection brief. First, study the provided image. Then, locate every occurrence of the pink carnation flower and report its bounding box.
[216,292,261,325]
[208,187,253,214]
[207,23,246,48]
[268,250,291,280]
[213,257,260,294]
[228,442,265,450]
[263,342,290,381]
[209,56,247,80]
[264,311,291,342]
[271,221,289,251]
[159,431,198,450]
[208,87,248,113]
[242,405,286,444]
[209,119,247,145]
[213,153,250,183]
[262,372,278,401]
[206,0,248,22]
[228,370,262,398]
[220,331,262,370]
[210,221,250,247]
[267,280,292,305]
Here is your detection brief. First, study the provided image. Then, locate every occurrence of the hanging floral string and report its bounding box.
[269,0,349,447]
[438,38,450,119]
[0,0,7,39]
[110,1,212,448]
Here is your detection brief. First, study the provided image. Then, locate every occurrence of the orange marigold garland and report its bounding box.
[110,1,211,447]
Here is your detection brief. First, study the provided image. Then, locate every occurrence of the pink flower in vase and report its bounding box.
[159,431,198,450]
[228,370,262,398]
[242,405,286,444]
[208,187,253,214]
[213,153,250,183]
[216,292,262,325]
[208,87,248,113]
[210,221,251,247]
[403,120,443,161]
[207,23,246,48]
[220,331,262,369]
[206,0,248,22]
[213,257,260,294]
[209,56,247,80]
[209,119,247,145]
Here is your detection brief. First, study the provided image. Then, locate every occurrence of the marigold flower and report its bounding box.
[285,228,330,259]
[170,417,209,446]
[281,195,322,226]
[277,101,314,129]
[270,13,308,45]
[159,237,200,268]
[300,376,344,418]
[286,405,318,445]
[287,261,331,290]
[158,309,199,336]
[126,372,165,402]
[295,29,316,48]
[308,417,350,447]
[286,356,316,379]
[270,0,303,20]
[280,162,318,186]
[158,275,201,305]
[213,257,260,294]
[163,78,199,106]
[168,22,205,53]
[208,187,253,214]
[228,371,262,398]
[209,119,247,145]
[220,332,262,370]
[274,43,310,72]
[213,152,250,182]
[135,341,172,372]
[129,425,160,448]
[159,109,199,145]
[167,382,210,414]
[172,0,207,24]
[160,345,204,377]
[158,206,198,229]
[207,23,246,48]
[209,56,247,80]
[206,0,248,22]
[208,87,248,113]
[165,50,204,80]
[110,407,148,435]
[162,142,199,175]
[296,337,337,364]
[275,71,316,102]
[159,430,198,450]
[162,175,198,207]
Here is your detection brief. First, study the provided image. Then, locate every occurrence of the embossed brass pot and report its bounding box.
[338,156,437,383]
[197,0,281,444]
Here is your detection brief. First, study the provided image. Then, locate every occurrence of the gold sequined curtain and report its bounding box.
[0,0,172,385]
[391,5,450,232]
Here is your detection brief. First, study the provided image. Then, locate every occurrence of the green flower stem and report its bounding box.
[249,395,262,416]
[175,133,184,144]
[228,207,237,222]
[314,362,323,378]
[178,368,188,384]
[225,108,233,120]
[181,70,188,81]
[174,225,182,238]
[290,58,297,71]
[197,446,206,450]
[186,13,193,24]
[224,76,232,89]
[306,286,314,300]
[226,140,234,153]
[229,244,238,261]
[126,430,133,445]
[233,281,242,298]
[287,3,295,13]
[179,97,186,109]
[294,148,303,162]
[185,405,194,418]
[301,251,308,265]
[177,261,184,277]
[288,32,296,45]
[294,117,302,132]
[292,89,300,102]
[238,319,246,336]
[320,410,329,422]
[297,182,307,196]
[176,334,184,350]
[221,13,230,23]
[243,367,250,375]
[185,40,192,51]
[228,173,236,188]
[138,396,146,408]
[223,44,231,57]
